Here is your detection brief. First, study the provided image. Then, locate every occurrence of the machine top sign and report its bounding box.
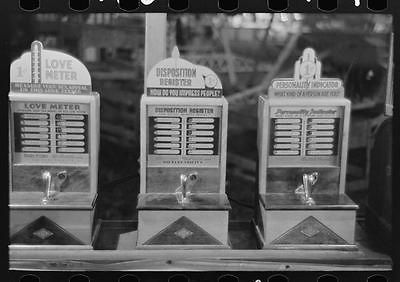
[146,46,223,98]
[10,40,92,95]
[269,48,344,99]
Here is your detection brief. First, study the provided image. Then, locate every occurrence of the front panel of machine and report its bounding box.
[263,101,349,195]
[10,99,92,193]
[145,101,225,193]
[268,105,342,166]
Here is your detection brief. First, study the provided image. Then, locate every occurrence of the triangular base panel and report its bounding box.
[271,216,348,245]
[10,216,85,245]
[144,216,222,245]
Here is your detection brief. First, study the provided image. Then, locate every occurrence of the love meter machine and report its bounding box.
[137,47,230,249]
[256,48,358,250]
[9,41,100,249]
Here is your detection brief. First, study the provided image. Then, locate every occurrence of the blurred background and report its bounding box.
[9,13,392,227]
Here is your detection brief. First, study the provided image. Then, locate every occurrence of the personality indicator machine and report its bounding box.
[256,48,358,250]
[9,41,100,249]
[137,47,230,249]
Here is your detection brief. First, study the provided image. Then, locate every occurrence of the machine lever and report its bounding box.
[295,172,318,205]
[41,170,68,204]
[175,172,198,205]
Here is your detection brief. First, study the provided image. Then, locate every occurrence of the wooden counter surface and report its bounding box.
[9,220,392,272]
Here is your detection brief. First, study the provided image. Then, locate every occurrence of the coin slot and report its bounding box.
[57,171,67,180]
[189,173,197,181]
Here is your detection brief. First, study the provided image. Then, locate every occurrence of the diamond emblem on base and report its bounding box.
[144,216,223,245]
[174,228,193,239]
[33,228,54,240]
[271,216,348,245]
[300,226,320,238]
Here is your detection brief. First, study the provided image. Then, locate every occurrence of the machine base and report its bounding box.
[256,193,358,250]
[136,193,231,249]
[10,192,97,249]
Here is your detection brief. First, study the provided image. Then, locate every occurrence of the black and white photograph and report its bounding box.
[7,12,394,282]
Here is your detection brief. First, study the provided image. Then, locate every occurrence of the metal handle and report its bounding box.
[42,171,54,204]
[295,172,318,205]
[176,172,198,204]
[41,170,68,204]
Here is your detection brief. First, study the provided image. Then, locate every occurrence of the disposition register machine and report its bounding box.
[137,47,231,249]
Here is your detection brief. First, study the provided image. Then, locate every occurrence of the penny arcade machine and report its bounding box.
[9,41,100,249]
[256,48,358,250]
[136,47,231,249]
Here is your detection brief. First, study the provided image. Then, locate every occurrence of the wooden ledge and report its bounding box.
[260,193,359,210]
[137,193,231,210]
